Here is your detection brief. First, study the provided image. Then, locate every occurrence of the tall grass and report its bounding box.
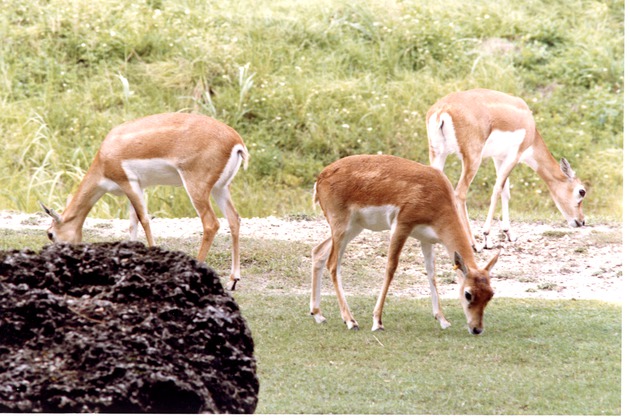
[0,0,623,219]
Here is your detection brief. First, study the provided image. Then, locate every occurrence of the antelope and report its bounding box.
[311,154,500,334]
[40,112,249,290]
[426,88,587,250]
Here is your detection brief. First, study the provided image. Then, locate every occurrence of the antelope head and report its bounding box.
[39,201,81,244]
[556,158,587,228]
[454,251,500,335]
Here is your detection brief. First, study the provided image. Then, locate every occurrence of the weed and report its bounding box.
[542,230,574,238]
[588,229,622,246]
[537,282,558,291]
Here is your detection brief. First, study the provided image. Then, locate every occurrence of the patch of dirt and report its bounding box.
[240,216,622,303]
[0,211,623,303]
[0,241,258,413]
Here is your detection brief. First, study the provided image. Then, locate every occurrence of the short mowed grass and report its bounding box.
[239,295,620,415]
[0,229,622,415]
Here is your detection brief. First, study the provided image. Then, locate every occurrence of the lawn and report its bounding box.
[237,294,620,415]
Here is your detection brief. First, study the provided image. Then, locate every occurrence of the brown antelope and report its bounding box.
[311,154,500,334]
[426,88,587,250]
[40,112,249,289]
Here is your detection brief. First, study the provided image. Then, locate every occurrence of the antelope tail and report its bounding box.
[312,182,320,211]
[238,146,250,171]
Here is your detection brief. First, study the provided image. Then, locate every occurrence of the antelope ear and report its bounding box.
[454,252,468,276]
[484,251,500,273]
[39,201,62,223]
[560,158,576,179]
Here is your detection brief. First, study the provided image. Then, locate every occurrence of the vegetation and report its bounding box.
[0,0,623,219]
[241,295,620,415]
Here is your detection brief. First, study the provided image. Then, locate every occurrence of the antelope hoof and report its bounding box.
[228,278,240,291]
[437,317,451,329]
[346,320,359,331]
[312,313,327,324]
[503,230,518,242]
[483,235,494,249]
[371,321,384,332]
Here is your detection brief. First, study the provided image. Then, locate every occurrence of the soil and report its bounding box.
[0,241,258,414]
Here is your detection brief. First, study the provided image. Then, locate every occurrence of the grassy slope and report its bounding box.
[0,0,624,219]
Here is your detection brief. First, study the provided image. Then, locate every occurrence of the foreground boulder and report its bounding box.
[0,242,258,413]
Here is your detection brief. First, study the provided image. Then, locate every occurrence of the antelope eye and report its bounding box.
[47,232,54,241]
[464,290,473,303]
[575,187,586,202]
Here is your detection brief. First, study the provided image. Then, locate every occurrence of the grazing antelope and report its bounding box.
[426,88,587,250]
[311,154,500,334]
[40,112,249,289]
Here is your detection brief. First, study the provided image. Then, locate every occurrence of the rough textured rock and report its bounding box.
[0,242,258,413]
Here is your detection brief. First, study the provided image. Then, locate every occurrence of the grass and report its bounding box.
[0,0,624,220]
[0,228,50,250]
[237,295,620,415]
[0,225,622,415]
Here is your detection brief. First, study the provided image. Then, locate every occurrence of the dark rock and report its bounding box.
[0,242,258,413]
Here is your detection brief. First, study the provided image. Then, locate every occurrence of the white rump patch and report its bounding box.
[426,112,461,167]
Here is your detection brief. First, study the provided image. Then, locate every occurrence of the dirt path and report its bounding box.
[0,210,623,303]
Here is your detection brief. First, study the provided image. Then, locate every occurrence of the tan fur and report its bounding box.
[426,88,586,250]
[310,154,499,334]
[41,113,248,289]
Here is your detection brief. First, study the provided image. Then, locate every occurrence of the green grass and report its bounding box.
[0,228,50,250]
[0,226,622,415]
[0,0,624,219]
[237,295,620,415]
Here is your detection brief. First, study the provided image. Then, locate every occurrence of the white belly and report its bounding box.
[354,205,399,231]
[427,112,462,158]
[121,158,182,188]
[97,177,124,195]
[482,128,526,159]
[351,205,441,244]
